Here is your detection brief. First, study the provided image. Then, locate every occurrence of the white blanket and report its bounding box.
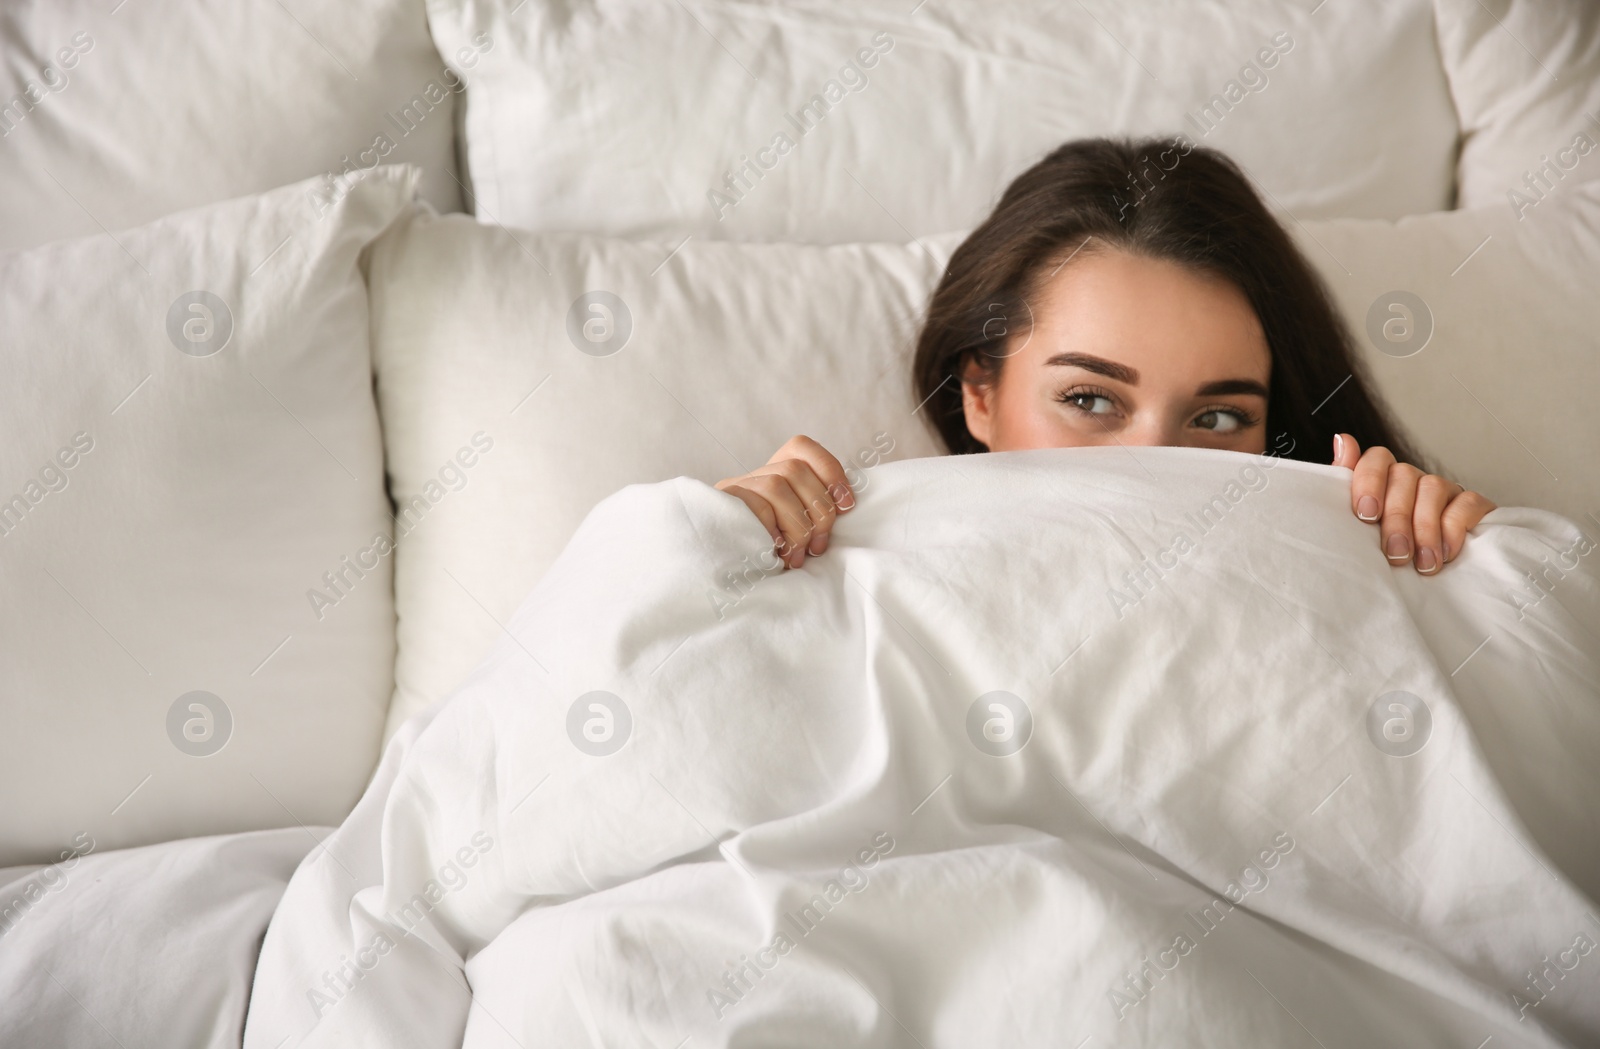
[244,447,1600,1048]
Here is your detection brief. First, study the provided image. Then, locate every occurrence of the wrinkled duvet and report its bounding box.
[244,446,1600,1048]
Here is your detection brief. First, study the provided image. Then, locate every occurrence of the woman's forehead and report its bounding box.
[1021,249,1270,381]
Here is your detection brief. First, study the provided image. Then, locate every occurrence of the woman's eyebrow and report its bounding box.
[1195,378,1269,398]
[1044,352,1140,384]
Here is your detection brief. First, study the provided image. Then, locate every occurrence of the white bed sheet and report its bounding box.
[0,828,325,1049]
[244,448,1600,1047]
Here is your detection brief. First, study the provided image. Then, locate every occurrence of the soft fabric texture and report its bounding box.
[1287,179,1600,523]
[244,448,1600,1048]
[0,167,416,865]
[0,828,323,1048]
[368,215,955,736]
[0,0,460,252]
[1434,0,1600,212]
[369,181,1600,736]
[428,0,1459,240]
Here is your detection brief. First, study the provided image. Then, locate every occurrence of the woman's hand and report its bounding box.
[715,435,855,570]
[1332,433,1496,575]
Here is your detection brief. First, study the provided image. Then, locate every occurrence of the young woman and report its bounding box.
[716,137,1496,574]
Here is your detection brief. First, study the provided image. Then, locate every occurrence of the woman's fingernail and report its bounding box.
[1334,434,1344,461]
[809,534,828,556]
[1357,496,1380,521]
[836,486,855,510]
[1386,533,1411,562]
[1416,547,1439,574]
[1442,541,1453,561]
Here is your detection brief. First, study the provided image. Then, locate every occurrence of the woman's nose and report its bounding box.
[1119,417,1183,447]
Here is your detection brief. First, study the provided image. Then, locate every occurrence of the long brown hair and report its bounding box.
[912,136,1423,466]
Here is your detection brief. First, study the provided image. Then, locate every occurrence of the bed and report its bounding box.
[2,1,1598,1046]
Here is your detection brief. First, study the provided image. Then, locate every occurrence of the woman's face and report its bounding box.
[962,248,1272,455]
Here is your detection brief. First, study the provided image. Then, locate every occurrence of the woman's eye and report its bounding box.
[1064,393,1116,415]
[1195,409,1243,433]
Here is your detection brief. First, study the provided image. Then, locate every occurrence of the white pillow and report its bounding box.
[1290,180,1600,520]
[369,185,1598,735]
[0,0,463,252]
[1434,0,1600,211]
[0,167,416,865]
[428,0,1459,242]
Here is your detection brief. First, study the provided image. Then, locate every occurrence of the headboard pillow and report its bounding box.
[426,0,1461,241]
[0,0,463,252]
[1434,0,1600,212]
[0,168,416,864]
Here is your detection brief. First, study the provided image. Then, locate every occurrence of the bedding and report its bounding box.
[0,168,416,865]
[1290,180,1600,525]
[245,448,1600,1048]
[427,0,1462,241]
[368,178,1600,737]
[1434,0,1600,211]
[0,828,323,1048]
[0,0,461,253]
